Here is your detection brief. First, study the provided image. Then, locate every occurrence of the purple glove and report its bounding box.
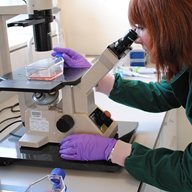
[51,47,91,68]
[59,134,117,161]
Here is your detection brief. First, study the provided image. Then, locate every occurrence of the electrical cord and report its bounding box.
[0,103,23,166]
[0,115,21,126]
[0,120,22,133]
[10,103,20,113]
[0,103,21,136]
[0,103,20,113]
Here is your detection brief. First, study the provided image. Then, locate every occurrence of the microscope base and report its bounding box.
[0,121,138,172]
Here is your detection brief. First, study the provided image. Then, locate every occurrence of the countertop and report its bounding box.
[0,91,165,192]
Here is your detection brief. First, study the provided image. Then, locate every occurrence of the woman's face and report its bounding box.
[134,26,155,63]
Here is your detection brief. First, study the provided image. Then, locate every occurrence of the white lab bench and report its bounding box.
[0,91,170,192]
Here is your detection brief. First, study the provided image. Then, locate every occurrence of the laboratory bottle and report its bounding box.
[51,168,67,192]
[26,167,67,192]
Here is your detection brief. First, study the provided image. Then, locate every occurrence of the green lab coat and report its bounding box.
[109,68,192,192]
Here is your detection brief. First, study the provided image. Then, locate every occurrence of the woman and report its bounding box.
[52,0,192,191]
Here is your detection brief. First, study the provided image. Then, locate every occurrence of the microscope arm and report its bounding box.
[73,48,118,115]
[73,29,138,115]
[79,49,118,93]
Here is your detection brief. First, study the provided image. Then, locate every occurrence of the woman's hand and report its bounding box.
[59,134,117,161]
[52,47,91,68]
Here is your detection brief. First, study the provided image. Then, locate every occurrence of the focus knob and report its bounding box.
[56,115,74,133]
[100,110,112,127]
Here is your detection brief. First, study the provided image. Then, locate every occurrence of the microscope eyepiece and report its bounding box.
[108,29,138,59]
[122,29,138,47]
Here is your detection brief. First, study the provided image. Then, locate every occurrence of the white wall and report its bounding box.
[0,0,25,6]
[59,0,133,55]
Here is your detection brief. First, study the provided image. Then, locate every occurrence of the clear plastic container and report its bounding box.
[25,168,67,192]
[26,57,64,81]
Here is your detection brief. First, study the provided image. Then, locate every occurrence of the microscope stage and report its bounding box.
[0,67,89,92]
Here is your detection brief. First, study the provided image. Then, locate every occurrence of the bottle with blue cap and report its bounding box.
[25,168,67,192]
[50,168,67,192]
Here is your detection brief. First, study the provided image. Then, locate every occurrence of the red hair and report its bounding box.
[128,0,192,80]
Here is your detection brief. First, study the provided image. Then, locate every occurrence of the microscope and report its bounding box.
[1,0,138,148]
[18,30,137,148]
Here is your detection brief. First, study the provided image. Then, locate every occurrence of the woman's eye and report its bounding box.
[134,25,145,37]
[136,26,144,30]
